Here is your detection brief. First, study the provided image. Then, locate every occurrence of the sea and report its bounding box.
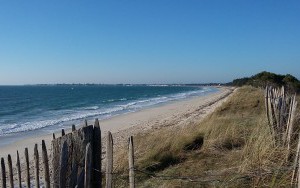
[0,85,218,146]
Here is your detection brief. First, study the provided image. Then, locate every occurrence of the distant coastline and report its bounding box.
[0,83,225,87]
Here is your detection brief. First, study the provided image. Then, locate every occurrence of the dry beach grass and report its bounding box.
[113,86,300,187]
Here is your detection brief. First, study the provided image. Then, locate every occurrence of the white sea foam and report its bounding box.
[146,84,169,87]
[82,106,99,110]
[0,106,124,135]
[103,98,128,103]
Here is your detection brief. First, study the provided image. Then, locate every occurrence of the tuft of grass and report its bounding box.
[220,137,245,150]
[183,134,204,151]
[134,129,205,171]
[145,151,181,172]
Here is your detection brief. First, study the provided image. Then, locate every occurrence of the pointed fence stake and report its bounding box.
[34,144,40,187]
[1,158,6,188]
[25,148,30,188]
[93,118,102,188]
[128,136,135,188]
[72,124,76,131]
[7,154,14,188]
[42,140,50,188]
[62,129,65,136]
[16,151,22,188]
[106,131,113,188]
[59,141,68,188]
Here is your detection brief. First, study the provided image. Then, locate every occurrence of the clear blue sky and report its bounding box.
[0,0,299,85]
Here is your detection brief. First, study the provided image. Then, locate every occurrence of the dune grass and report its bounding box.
[113,86,300,187]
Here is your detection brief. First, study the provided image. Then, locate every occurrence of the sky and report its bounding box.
[0,0,299,85]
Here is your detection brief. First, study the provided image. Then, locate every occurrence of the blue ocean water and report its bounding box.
[0,85,217,137]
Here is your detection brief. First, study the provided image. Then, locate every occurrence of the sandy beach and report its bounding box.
[0,87,234,182]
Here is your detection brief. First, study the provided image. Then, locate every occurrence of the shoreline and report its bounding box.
[0,86,216,147]
[0,86,233,159]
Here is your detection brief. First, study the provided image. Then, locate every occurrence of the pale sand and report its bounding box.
[0,87,234,180]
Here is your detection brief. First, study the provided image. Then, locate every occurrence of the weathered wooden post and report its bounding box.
[288,98,298,148]
[53,133,56,139]
[7,154,14,188]
[85,143,93,188]
[34,144,40,187]
[60,141,68,188]
[93,118,102,188]
[85,119,88,127]
[52,136,60,187]
[265,86,271,127]
[62,129,66,136]
[42,140,50,188]
[72,124,76,131]
[106,131,113,188]
[1,157,6,188]
[128,136,135,188]
[16,151,22,188]
[25,148,30,188]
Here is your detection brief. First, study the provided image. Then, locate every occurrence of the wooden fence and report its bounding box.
[0,119,136,188]
[1,140,51,188]
[265,86,300,186]
[265,86,298,148]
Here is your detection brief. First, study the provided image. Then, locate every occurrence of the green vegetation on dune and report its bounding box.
[114,86,300,187]
[228,71,300,93]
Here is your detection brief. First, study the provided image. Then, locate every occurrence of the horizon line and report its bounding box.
[0,83,225,86]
